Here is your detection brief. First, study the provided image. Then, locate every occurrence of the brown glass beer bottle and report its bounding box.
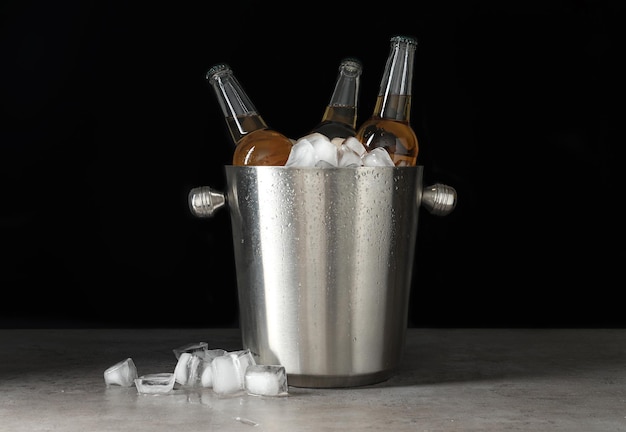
[356,35,419,166]
[310,57,363,141]
[205,63,293,166]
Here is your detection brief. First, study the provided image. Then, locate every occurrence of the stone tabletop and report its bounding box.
[1,328,625,431]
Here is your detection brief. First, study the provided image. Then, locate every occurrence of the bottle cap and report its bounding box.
[206,63,231,81]
[340,57,363,71]
[390,35,418,46]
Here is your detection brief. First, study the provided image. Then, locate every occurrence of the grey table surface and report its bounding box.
[1,328,625,431]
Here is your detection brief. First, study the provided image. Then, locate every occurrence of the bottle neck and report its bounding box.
[315,59,362,135]
[374,38,416,121]
[208,68,268,143]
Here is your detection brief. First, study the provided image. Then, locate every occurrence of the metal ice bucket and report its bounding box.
[189,165,456,387]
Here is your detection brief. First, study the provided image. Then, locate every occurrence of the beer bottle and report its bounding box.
[356,35,419,166]
[205,63,293,166]
[310,57,363,140]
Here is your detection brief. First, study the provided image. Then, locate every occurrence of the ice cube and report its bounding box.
[286,133,342,167]
[175,347,229,387]
[174,352,203,386]
[338,145,363,167]
[308,132,339,166]
[199,348,228,388]
[362,147,395,167]
[104,357,138,387]
[286,134,399,168]
[134,373,175,394]
[244,365,288,397]
[230,349,256,381]
[211,355,241,395]
[172,341,208,360]
[211,349,256,396]
[342,136,367,158]
[285,137,318,167]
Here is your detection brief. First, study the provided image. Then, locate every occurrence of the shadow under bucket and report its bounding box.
[189,165,456,388]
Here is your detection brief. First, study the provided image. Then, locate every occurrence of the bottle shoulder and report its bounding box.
[239,128,294,148]
[233,129,294,166]
[355,117,418,166]
[356,117,417,142]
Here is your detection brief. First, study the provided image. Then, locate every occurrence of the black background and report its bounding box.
[1,0,621,328]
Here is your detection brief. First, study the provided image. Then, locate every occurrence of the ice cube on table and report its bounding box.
[231,349,256,379]
[172,341,208,359]
[174,352,203,386]
[134,373,175,394]
[199,348,228,388]
[244,365,289,397]
[104,357,137,387]
[211,349,256,396]
[211,356,241,395]
[175,348,229,387]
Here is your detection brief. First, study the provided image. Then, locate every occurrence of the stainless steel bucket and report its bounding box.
[189,165,456,388]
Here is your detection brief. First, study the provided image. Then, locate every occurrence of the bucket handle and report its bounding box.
[188,182,457,218]
[421,183,457,216]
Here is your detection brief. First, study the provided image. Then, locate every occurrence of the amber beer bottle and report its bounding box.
[356,35,419,166]
[205,63,293,166]
[310,57,363,140]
